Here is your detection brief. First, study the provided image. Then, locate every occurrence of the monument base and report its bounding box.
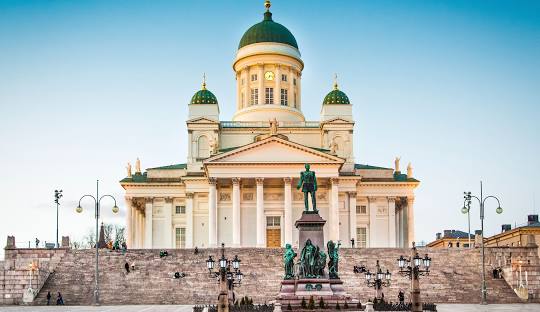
[277,278,355,306]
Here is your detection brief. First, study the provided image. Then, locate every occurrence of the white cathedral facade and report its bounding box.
[121,2,419,250]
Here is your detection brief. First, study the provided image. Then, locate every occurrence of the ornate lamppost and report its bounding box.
[397,242,431,312]
[206,243,244,312]
[354,260,391,301]
[462,181,503,305]
[54,189,63,248]
[75,180,119,306]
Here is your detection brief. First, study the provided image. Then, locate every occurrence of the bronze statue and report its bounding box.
[327,240,341,279]
[299,239,317,278]
[297,163,318,213]
[283,244,297,280]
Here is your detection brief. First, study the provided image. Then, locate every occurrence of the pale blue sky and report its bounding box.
[0,0,539,257]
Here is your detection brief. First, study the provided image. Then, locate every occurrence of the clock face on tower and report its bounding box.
[264,71,275,81]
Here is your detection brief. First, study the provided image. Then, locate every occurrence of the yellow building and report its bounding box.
[484,215,540,247]
[426,229,475,249]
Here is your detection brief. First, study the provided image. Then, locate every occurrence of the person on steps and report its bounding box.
[125,262,130,273]
[56,292,64,305]
[46,291,51,305]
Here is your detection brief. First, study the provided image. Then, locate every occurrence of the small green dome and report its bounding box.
[190,83,218,105]
[323,84,350,105]
[238,10,298,50]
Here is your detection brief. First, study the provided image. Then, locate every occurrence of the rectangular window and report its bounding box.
[265,87,274,104]
[356,227,367,248]
[241,92,244,107]
[175,228,186,248]
[294,92,297,107]
[280,89,288,106]
[281,74,287,82]
[250,88,258,105]
[251,74,257,81]
[266,216,281,227]
[356,205,367,214]
[175,206,186,214]
[293,78,297,86]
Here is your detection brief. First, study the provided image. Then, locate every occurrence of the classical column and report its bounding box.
[125,197,133,248]
[208,178,218,247]
[242,67,249,108]
[163,197,173,248]
[329,178,340,242]
[402,198,409,247]
[407,197,415,246]
[283,177,293,246]
[132,207,138,248]
[137,209,144,248]
[232,178,241,247]
[396,203,402,248]
[297,71,301,110]
[258,64,264,105]
[144,197,153,249]
[348,192,357,247]
[388,197,396,247]
[186,193,194,248]
[256,178,265,247]
[275,65,281,105]
[369,197,377,247]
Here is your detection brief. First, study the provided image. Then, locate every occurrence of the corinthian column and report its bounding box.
[388,197,396,247]
[232,178,241,247]
[125,197,133,248]
[348,192,357,247]
[144,197,153,249]
[208,178,218,247]
[256,178,265,247]
[329,178,340,242]
[283,177,293,246]
[163,197,173,248]
[407,196,415,246]
[186,193,194,248]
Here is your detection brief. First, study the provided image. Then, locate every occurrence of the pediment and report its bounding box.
[321,117,354,124]
[186,116,219,124]
[204,136,344,165]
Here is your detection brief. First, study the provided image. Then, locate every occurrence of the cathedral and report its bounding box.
[120,1,419,250]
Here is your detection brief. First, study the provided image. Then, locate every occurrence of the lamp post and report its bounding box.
[75,180,119,306]
[54,189,63,248]
[462,181,503,305]
[354,260,391,301]
[206,243,243,312]
[397,242,431,312]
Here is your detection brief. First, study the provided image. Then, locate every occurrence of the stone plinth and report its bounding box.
[295,211,326,251]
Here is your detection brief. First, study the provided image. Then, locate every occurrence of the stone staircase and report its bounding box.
[32,247,523,305]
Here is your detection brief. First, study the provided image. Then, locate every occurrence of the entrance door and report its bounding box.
[266,216,281,248]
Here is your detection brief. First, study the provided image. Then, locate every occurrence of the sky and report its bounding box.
[0,0,539,258]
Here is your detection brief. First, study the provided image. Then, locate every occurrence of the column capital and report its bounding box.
[348,191,357,197]
[387,196,396,202]
[407,196,415,203]
[330,177,339,185]
[232,177,241,185]
[145,197,153,204]
[208,177,218,185]
[367,196,377,202]
[283,177,292,184]
[164,197,173,203]
[186,192,194,199]
[256,177,265,185]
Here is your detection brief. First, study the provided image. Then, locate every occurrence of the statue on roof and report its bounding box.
[135,158,141,174]
[407,162,413,178]
[126,162,132,177]
[297,163,318,213]
[269,118,278,135]
[394,157,401,172]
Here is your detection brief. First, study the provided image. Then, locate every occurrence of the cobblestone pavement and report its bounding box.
[0,304,539,311]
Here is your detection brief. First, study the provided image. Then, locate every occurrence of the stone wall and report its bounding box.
[1,247,68,305]
[28,247,527,306]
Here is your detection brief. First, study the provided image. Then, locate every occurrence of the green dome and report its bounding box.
[190,84,218,104]
[238,11,298,50]
[323,85,350,105]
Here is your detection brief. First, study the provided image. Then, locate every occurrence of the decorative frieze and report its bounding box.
[264,193,283,201]
[219,192,231,201]
[243,193,254,201]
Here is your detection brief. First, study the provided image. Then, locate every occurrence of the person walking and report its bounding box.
[124,262,130,274]
[46,291,51,305]
[56,292,64,305]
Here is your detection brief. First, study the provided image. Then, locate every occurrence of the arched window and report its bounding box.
[198,136,210,159]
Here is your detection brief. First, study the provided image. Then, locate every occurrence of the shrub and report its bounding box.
[343,301,349,309]
[335,301,341,310]
[318,297,325,309]
[301,297,307,309]
[287,302,292,311]
[308,296,315,310]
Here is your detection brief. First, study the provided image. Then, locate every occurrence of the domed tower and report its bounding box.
[188,76,220,121]
[320,76,353,122]
[232,1,304,122]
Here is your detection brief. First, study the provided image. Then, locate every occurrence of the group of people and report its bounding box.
[108,240,127,253]
[46,291,63,305]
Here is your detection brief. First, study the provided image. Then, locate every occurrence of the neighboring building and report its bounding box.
[427,230,475,248]
[484,215,540,247]
[120,1,420,249]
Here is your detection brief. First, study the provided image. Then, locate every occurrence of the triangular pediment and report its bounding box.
[321,117,354,124]
[204,136,344,165]
[186,116,219,124]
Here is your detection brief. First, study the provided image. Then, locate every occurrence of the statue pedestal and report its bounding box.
[277,212,355,307]
[295,211,326,251]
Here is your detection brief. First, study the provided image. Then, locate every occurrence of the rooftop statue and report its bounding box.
[297,163,318,213]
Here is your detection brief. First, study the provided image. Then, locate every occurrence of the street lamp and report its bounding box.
[397,242,431,312]
[54,190,63,248]
[353,260,391,301]
[206,243,244,312]
[75,180,119,306]
[462,181,502,305]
